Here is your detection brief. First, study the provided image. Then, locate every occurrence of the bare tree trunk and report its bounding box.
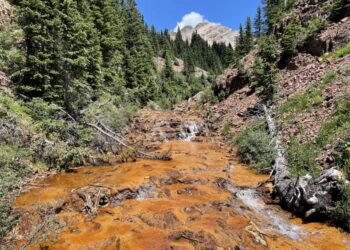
[263,105,345,219]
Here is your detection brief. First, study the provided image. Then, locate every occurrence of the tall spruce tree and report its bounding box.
[16,0,60,98]
[56,0,102,113]
[244,17,254,53]
[149,25,160,56]
[89,0,125,94]
[236,24,245,57]
[174,27,185,58]
[254,7,264,38]
[123,0,156,103]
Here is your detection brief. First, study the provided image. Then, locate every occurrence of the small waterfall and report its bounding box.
[180,121,200,141]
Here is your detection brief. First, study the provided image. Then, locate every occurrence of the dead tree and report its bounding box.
[263,105,346,219]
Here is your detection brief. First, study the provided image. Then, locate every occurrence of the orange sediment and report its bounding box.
[13,140,350,250]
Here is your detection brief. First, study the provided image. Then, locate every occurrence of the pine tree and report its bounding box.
[56,0,102,113]
[174,27,185,57]
[162,51,174,80]
[89,0,125,94]
[254,7,264,38]
[16,0,60,97]
[123,0,156,103]
[244,17,254,53]
[149,25,160,56]
[183,48,195,77]
[237,24,245,55]
[251,36,279,101]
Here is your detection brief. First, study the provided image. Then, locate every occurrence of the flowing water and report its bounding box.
[12,139,350,250]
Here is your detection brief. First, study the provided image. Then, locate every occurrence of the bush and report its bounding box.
[0,23,25,77]
[236,122,276,173]
[306,17,327,36]
[316,94,350,148]
[330,184,350,231]
[286,139,320,177]
[0,144,33,240]
[330,0,350,22]
[200,87,218,104]
[281,18,305,57]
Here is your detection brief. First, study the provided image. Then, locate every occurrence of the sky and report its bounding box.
[136,0,262,31]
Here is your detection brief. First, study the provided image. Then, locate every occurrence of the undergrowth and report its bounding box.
[279,71,336,114]
[322,42,350,61]
[235,121,276,174]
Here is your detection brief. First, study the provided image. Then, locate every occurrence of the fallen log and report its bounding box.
[87,123,171,161]
[263,105,346,219]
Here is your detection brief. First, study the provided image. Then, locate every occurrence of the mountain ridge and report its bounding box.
[170,22,239,47]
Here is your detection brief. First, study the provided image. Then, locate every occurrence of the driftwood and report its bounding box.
[87,122,171,161]
[263,105,346,219]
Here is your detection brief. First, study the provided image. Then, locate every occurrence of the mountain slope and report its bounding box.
[170,22,239,47]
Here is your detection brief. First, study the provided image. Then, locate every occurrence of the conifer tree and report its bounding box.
[174,27,185,58]
[162,51,174,80]
[16,0,60,97]
[252,36,279,101]
[149,25,160,56]
[123,0,156,103]
[254,7,264,38]
[89,0,125,94]
[56,0,102,113]
[244,17,254,53]
[183,48,195,77]
[236,24,245,57]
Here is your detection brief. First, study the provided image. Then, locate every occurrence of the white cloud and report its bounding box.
[174,12,208,31]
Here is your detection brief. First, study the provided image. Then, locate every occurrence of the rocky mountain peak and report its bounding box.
[171,22,239,47]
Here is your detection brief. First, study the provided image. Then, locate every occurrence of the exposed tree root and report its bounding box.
[263,105,346,219]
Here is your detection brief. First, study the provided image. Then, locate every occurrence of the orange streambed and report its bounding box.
[13,140,350,250]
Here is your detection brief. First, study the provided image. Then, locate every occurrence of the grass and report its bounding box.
[322,42,350,61]
[286,139,320,177]
[279,71,337,114]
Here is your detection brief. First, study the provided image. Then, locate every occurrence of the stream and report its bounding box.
[11,111,350,250]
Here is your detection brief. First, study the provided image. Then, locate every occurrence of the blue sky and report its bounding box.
[136,0,262,31]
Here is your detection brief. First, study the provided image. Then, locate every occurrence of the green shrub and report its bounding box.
[306,17,327,36]
[200,88,218,104]
[0,24,25,77]
[330,0,350,22]
[336,142,350,178]
[235,122,276,173]
[286,139,320,177]
[0,144,34,239]
[330,184,350,231]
